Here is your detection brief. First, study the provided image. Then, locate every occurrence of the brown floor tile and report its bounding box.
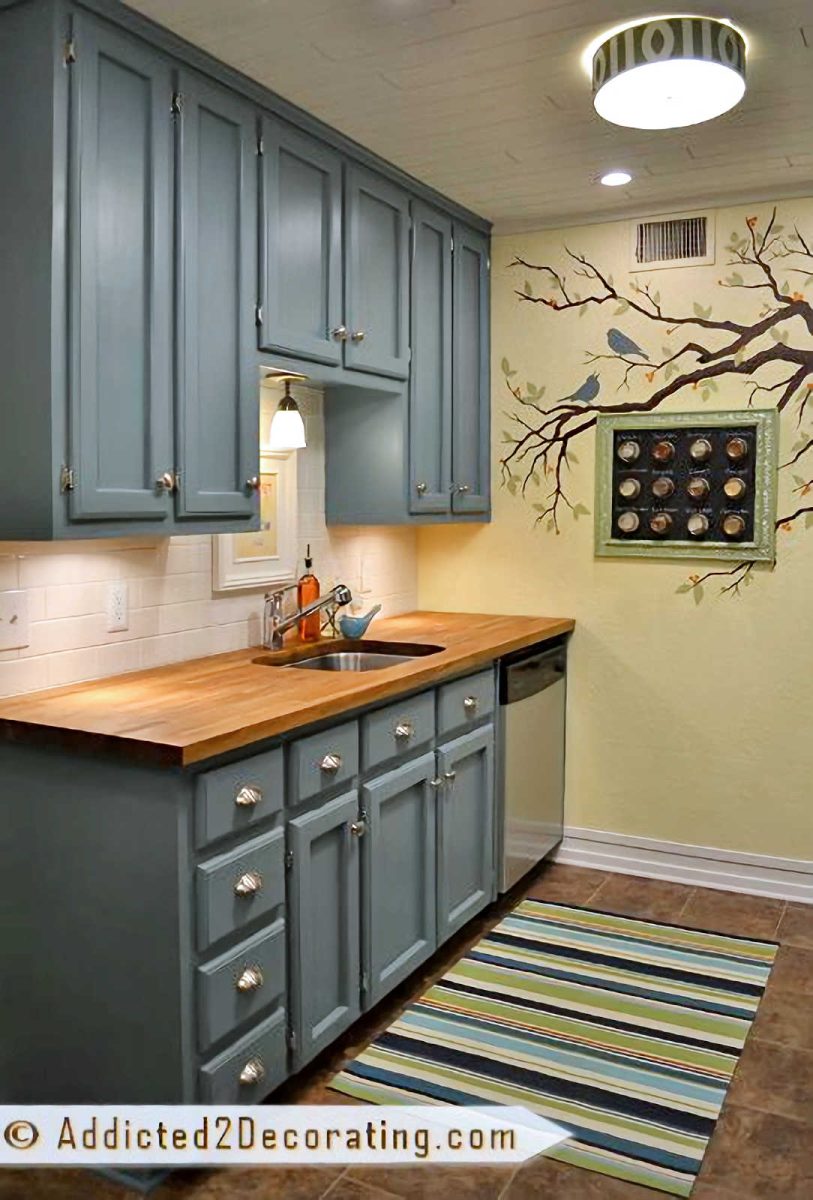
[585,874,694,923]
[696,1104,813,1198]
[750,985,813,1050]
[777,903,813,949]
[765,945,813,994]
[0,1169,125,1200]
[678,889,784,941]
[503,1155,666,1198]
[325,1178,397,1200]
[726,1040,813,1124]
[155,1166,346,1198]
[525,864,608,907]
[346,1165,512,1200]
[691,1188,754,1200]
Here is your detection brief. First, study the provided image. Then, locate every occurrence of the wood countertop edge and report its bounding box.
[0,614,575,768]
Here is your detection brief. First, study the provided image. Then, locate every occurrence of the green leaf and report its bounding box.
[579,305,588,317]
[572,503,590,521]
[531,472,540,487]
[501,357,512,376]
[567,451,579,465]
[545,520,555,533]
[793,474,807,487]
[507,479,518,495]
[524,280,534,297]
[781,280,790,293]
[693,584,705,606]
[532,502,546,512]
[806,512,813,530]
[701,389,710,401]
[614,300,629,315]
[675,583,692,594]
[693,302,712,319]
[728,272,744,286]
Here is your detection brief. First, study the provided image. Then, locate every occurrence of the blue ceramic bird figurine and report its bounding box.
[607,327,649,360]
[565,372,601,404]
[339,605,382,640]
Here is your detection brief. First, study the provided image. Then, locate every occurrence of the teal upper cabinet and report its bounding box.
[409,202,453,515]
[175,72,259,519]
[258,118,343,365]
[67,17,174,523]
[345,166,410,380]
[452,224,491,514]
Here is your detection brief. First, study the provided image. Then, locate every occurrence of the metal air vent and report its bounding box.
[630,212,715,271]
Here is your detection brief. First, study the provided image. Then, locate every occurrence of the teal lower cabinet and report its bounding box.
[362,752,438,1007]
[437,725,495,941]
[288,789,362,1069]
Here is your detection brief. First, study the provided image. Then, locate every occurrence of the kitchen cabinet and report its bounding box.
[437,725,495,940]
[452,225,491,514]
[288,790,361,1068]
[362,753,438,1006]
[175,71,259,519]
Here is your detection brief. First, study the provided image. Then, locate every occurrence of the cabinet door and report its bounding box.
[345,165,410,379]
[67,17,174,522]
[259,117,343,364]
[288,790,361,1069]
[409,202,452,515]
[452,225,491,515]
[362,754,437,1007]
[437,724,495,942]
[175,72,258,518]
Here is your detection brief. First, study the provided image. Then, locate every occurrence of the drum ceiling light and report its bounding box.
[589,16,747,130]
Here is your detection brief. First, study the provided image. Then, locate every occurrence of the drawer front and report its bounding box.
[197,917,286,1052]
[289,720,358,805]
[362,690,436,772]
[438,669,495,738]
[197,826,285,951]
[199,1008,287,1103]
[195,747,284,848]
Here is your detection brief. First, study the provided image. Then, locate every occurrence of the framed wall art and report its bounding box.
[213,451,298,591]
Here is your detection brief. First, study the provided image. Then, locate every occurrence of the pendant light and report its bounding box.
[264,371,308,451]
[590,16,746,130]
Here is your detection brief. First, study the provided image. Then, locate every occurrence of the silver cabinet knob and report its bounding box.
[429,777,444,790]
[246,476,261,493]
[155,471,177,494]
[234,870,263,897]
[320,752,342,774]
[236,965,264,994]
[415,482,428,495]
[349,819,367,838]
[331,325,349,341]
[350,330,366,342]
[443,770,456,783]
[456,484,471,495]
[235,785,262,808]
[239,1057,265,1086]
[394,721,414,740]
[463,695,479,713]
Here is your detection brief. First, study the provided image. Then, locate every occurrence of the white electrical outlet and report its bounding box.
[0,590,29,651]
[106,581,129,632]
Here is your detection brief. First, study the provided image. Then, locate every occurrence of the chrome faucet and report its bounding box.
[263,583,353,651]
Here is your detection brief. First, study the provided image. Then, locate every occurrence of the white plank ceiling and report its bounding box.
[130,0,813,231]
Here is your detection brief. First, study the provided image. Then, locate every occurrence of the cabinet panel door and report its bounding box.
[452,225,490,515]
[362,754,437,1007]
[288,790,361,1068]
[437,724,495,942]
[176,72,258,518]
[259,118,343,364]
[409,202,452,515]
[345,166,410,380]
[67,17,173,522]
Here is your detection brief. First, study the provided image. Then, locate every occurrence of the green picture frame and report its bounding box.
[594,409,779,561]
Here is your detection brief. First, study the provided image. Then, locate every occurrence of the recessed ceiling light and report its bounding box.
[588,15,747,130]
[600,171,632,187]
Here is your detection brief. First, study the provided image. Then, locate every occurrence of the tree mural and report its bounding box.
[500,207,813,598]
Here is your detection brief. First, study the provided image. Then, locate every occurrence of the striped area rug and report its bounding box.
[330,899,777,1196]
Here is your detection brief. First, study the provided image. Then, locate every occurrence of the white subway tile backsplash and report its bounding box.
[0,388,417,699]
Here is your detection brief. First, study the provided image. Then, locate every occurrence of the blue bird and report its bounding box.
[607,327,649,360]
[565,372,601,404]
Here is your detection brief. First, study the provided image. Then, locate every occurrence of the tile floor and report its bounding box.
[2,864,811,1200]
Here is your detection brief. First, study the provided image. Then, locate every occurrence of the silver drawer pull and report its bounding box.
[235,785,262,808]
[463,695,479,713]
[239,1057,265,1086]
[331,325,349,341]
[415,482,427,495]
[349,819,367,838]
[444,770,456,783]
[236,965,264,994]
[394,721,414,740]
[350,329,366,343]
[456,483,471,495]
[429,777,443,790]
[320,752,343,774]
[234,870,263,897]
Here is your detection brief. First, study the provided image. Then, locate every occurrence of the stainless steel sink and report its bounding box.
[253,639,443,672]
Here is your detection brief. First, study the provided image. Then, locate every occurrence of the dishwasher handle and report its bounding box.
[500,646,566,704]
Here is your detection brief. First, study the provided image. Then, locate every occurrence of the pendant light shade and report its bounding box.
[592,17,746,130]
[267,376,307,451]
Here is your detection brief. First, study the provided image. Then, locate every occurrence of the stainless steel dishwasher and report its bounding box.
[497,638,567,892]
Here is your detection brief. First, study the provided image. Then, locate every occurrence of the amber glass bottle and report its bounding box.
[297,545,321,642]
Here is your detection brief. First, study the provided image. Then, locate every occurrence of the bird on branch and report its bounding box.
[562,372,601,404]
[607,327,650,360]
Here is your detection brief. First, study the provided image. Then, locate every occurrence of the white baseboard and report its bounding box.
[552,826,813,905]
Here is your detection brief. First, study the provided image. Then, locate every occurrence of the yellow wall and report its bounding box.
[419,198,813,860]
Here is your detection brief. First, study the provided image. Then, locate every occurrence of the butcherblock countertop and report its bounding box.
[0,612,574,767]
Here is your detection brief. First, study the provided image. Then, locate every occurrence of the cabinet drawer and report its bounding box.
[362,690,435,771]
[438,669,495,737]
[197,827,285,951]
[289,720,358,805]
[195,747,284,848]
[197,917,286,1052]
[198,1008,287,1103]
